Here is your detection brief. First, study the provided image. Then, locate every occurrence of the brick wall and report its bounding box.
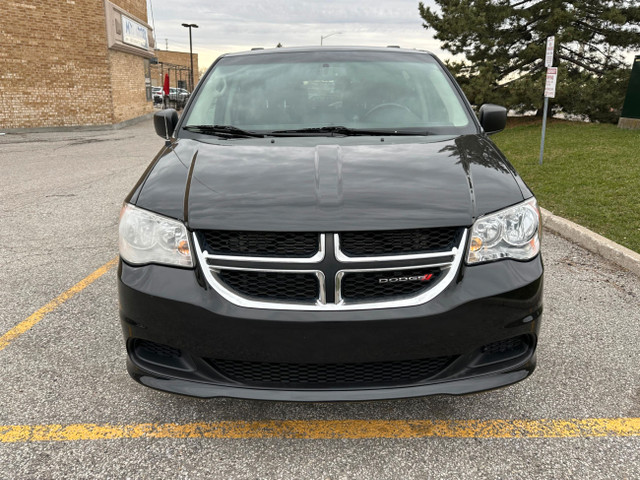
[0,0,112,129]
[108,50,153,123]
[0,0,152,129]
[153,50,200,91]
[108,0,153,124]
[111,0,147,22]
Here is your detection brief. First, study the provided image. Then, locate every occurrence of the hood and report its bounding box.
[134,135,526,232]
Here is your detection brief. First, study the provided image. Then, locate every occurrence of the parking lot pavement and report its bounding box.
[1,120,639,479]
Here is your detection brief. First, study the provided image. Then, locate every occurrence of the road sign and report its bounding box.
[540,37,557,165]
[545,36,555,67]
[544,67,558,98]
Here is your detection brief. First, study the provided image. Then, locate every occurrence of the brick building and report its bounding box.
[152,50,200,92]
[0,0,159,130]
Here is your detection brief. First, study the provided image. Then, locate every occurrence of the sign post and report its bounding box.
[539,36,556,165]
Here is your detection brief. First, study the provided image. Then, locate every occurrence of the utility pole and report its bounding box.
[182,23,198,91]
[320,32,342,46]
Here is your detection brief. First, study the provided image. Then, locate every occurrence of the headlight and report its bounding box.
[119,204,193,267]
[467,198,540,264]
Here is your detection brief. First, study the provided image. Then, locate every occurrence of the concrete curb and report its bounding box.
[541,207,640,277]
[0,112,155,134]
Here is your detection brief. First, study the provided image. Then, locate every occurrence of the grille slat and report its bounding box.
[341,268,442,300]
[218,270,319,302]
[200,231,319,257]
[340,227,461,257]
[210,356,455,387]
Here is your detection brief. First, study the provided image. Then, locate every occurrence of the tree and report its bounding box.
[418,0,640,122]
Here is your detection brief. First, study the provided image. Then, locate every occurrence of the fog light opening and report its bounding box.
[132,339,193,372]
[474,335,531,367]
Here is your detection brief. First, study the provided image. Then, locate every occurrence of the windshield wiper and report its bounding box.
[183,125,265,138]
[269,126,433,136]
[270,126,362,136]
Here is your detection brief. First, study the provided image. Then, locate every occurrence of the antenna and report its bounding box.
[165,38,168,50]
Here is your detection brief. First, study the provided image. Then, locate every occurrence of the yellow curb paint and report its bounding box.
[0,257,118,352]
[1,418,639,443]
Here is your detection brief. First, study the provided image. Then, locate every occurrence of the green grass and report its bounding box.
[492,118,640,253]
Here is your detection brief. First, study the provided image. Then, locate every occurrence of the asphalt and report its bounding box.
[0,121,639,479]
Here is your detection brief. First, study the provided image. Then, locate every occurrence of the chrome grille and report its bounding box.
[194,229,467,311]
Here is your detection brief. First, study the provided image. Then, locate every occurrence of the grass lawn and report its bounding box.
[492,118,640,253]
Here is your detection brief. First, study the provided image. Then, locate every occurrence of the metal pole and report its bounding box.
[188,28,194,91]
[182,24,198,91]
[161,63,166,109]
[321,32,342,46]
[539,97,549,165]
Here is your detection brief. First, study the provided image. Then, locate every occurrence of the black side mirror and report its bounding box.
[478,104,507,135]
[154,109,179,140]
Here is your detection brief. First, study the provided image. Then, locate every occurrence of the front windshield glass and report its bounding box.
[184,50,475,135]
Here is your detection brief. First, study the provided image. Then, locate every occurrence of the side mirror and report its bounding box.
[154,109,179,140]
[478,104,507,135]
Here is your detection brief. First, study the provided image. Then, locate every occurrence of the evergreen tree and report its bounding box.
[418,0,640,122]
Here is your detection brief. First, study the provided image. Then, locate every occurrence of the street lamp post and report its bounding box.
[181,23,198,91]
[320,32,342,46]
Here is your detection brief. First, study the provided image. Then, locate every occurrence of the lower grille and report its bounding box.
[209,356,455,388]
[217,270,319,302]
[341,268,442,300]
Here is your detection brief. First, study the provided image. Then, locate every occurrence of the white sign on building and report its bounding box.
[122,15,149,49]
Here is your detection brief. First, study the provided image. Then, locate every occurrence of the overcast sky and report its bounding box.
[146,0,444,70]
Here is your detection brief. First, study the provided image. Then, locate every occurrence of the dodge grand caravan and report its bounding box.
[118,47,543,401]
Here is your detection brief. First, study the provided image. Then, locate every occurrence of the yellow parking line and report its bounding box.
[0,257,118,352]
[1,418,639,443]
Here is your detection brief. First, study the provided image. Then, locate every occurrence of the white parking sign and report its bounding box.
[545,36,555,67]
[545,67,558,98]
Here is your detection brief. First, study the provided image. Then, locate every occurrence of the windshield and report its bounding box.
[184,50,475,135]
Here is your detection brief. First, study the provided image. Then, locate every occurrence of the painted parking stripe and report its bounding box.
[1,418,639,443]
[0,257,118,352]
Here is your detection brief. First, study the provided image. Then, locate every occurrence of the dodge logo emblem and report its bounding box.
[378,273,434,284]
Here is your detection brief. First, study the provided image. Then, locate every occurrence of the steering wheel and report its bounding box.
[363,103,417,120]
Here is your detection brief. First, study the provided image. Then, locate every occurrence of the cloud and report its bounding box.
[148,0,443,68]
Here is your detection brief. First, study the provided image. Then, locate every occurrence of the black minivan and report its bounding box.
[118,47,543,401]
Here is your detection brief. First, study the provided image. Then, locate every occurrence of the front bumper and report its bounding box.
[118,256,543,401]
